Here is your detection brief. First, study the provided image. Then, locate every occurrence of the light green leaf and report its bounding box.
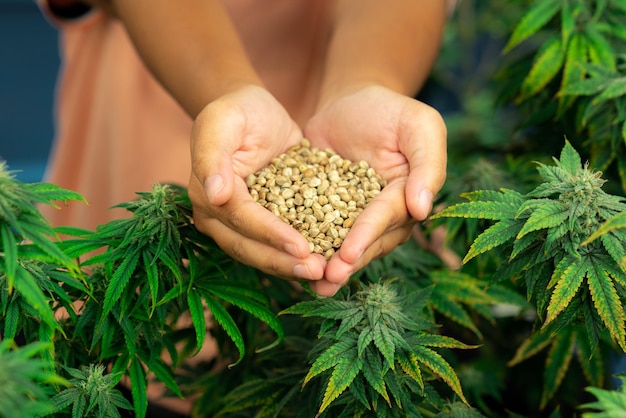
[304,337,357,386]
[517,200,569,239]
[319,351,363,413]
[519,35,566,100]
[558,32,587,115]
[561,76,611,96]
[545,256,587,326]
[559,139,583,175]
[397,352,424,391]
[584,25,616,72]
[592,77,626,105]
[432,200,519,222]
[540,329,576,409]
[503,0,561,53]
[587,263,626,350]
[463,219,523,263]
[413,345,467,405]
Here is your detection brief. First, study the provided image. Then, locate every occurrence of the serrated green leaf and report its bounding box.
[318,348,363,413]
[336,309,364,338]
[540,329,576,409]
[517,200,569,239]
[432,200,519,222]
[13,267,56,329]
[129,357,148,418]
[583,211,626,245]
[1,224,17,285]
[397,352,424,391]
[101,248,140,317]
[560,139,583,175]
[143,355,182,398]
[587,262,626,350]
[430,292,481,338]
[357,326,375,356]
[207,284,283,352]
[503,0,561,53]
[519,35,566,100]
[544,256,587,326]
[187,290,206,354]
[373,322,396,370]
[361,347,390,405]
[202,294,246,367]
[304,337,357,386]
[413,345,467,405]
[463,219,523,263]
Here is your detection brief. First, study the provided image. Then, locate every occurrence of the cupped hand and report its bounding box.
[188,85,327,284]
[304,85,447,296]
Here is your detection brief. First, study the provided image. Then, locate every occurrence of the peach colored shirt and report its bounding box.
[39,8,193,230]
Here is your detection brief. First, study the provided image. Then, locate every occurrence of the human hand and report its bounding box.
[304,85,447,296]
[188,85,327,285]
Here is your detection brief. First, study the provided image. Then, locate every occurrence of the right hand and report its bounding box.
[188,85,328,284]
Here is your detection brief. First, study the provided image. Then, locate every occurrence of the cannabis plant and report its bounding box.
[433,141,626,408]
[0,340,67,418]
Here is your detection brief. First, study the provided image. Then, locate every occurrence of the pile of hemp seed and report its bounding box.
[246,139,386,260]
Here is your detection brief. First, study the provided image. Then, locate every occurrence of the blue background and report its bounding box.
[0,0,59,182]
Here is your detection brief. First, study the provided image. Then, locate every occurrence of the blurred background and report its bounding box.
[0,0,59,182]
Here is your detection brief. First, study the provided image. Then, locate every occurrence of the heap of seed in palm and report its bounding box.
[246,139,386,260]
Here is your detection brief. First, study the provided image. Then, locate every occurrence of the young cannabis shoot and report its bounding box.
[282,281,474,416]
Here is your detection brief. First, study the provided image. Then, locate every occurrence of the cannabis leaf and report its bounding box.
[580,374,626,417]
[433,141,626,405]
[282,281,473,415]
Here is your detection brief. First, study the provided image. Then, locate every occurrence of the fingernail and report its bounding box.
[417,189,434,218]
[205,174,224,201]
[294,263,312,280]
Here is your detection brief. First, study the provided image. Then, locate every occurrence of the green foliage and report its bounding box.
[434,141,626,407]
[281,281,474,416]
[0,339,67,418]
[52,364,132,418]
[499,0,626,189]
[580,374,626,417]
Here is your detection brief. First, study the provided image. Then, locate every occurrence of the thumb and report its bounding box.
[401,104,447,220]
[191,104,243,206]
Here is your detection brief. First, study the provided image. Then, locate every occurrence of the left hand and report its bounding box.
[304,85,447,296]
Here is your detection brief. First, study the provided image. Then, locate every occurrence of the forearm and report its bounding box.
[318,0,446,107]
[97,0,262,118]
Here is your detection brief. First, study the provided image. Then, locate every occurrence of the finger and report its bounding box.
[191,102,244,206]
[399,102,447,220]
[334,180,410,265]
[322,225,413,288]
[191,173,314,259]
[198,215,327,281]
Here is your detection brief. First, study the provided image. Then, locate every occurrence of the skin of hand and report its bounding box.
[188,85,328,284]
[304,85,447,297]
